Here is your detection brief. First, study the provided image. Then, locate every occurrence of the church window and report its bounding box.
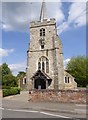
[46,50,48,56]
[68,77,69,83]
[40,29,42,36]
[38,62,41,70]
[43,29,45,36]
[46,60,49,73]
[42,62,45,72]
[41,44,44,49]
[40,28,45,36]
[65,77,70,83]
[23,78,26,84]
[38,56,49,73]
[24,78,26,84]
[65,77,67,83]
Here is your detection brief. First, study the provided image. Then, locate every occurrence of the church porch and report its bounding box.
[31,70,52,90]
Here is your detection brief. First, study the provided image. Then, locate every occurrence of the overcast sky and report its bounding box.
[0,1,87,75]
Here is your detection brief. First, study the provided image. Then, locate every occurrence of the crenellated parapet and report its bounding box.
[30,18,56,28]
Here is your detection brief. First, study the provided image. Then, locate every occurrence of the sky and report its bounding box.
[0,0,87,75]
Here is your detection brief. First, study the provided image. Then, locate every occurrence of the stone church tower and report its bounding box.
[26,2,77,90]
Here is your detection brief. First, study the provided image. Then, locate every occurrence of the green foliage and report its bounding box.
[16,71,26,80]
[1,63,18,87]
[3,89,10,97]
[2,63,12,77]
[1,63,21,97]
[2,74,18,87]
[9,87,18,95]
[3,87,21,97]
[66,56,88,87]
[2,86,11,89]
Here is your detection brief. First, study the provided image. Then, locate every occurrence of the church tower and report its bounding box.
[26,2,64,90]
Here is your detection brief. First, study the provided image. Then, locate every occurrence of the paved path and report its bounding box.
[3,91,29,102]
[2,91,86,116]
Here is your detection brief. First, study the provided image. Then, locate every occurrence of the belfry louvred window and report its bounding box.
[40,28,45,36]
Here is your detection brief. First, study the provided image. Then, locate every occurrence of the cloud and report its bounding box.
[2,2,64,32]
[57,22,69,34]
[57,2,86,34]
[47,2,65,23]
[64,58,70,69]
[0,48,14,57]
[1,0,87,2]
[1,2,86,33]
[8,62,26,76]
[68,2,86,27]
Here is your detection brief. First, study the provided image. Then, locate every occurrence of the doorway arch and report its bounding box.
[34,77,46,89]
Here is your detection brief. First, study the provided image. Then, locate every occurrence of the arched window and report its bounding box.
[68,77,69,83]
[42,62,45,72]
[41,44,44,49]
[23,78,26,84]
[40,28,45,36]
[38,62,41,70]
[65,77,70,83]
[65,77,67,83]
[38,56,49,73]
[46,60,49,73]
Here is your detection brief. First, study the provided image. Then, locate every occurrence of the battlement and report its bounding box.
[30,18,56,28]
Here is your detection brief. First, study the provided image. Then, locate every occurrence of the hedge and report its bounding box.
[2,86,11,89]
[3,87,21,97]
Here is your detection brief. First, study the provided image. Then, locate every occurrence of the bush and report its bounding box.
[2,86,11,89]
[3,87,21,97]
[10,87,20,95]
[10,88,18,95]
[3,89,10,97]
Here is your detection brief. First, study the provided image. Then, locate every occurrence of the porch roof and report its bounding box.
[31,70,52,80]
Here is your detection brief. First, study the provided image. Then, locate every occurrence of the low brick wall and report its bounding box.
[29,89,87,104]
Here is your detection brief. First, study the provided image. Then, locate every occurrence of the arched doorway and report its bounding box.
[31,70,52,90]
[34,77,46,89]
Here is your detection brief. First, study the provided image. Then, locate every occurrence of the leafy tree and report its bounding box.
[2,74,18,87]
[66,56,88,87]
[2,63,12,77]
[1,63,18,87]
[16,71,26,80]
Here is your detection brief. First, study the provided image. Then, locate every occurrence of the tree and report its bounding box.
[1,63,18,87]
[2,63,12,77]
[2,74,18,87]
[16,71,26,80]
[66,56,88,87]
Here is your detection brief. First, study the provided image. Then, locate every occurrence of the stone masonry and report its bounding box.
[26,18,64,90]
[29,89,86,104]
[26,2,77,90]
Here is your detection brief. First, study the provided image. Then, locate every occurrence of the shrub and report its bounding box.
[9,88,18,95]
[2,86,11,89]
[3,89,10,97]
[17,88,20,94]
[10,87,20,95]
[3,87,21,97]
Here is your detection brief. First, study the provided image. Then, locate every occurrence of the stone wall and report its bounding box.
[26,18,65,90]
[29,89,87,104]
